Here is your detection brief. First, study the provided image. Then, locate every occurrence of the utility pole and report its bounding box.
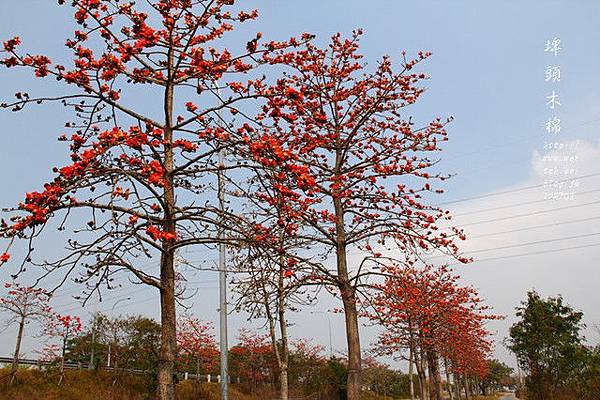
[107,297,131,368]
[328,316,333,359]
[89,292,99,370]
[216,86,229,400]
[89,312,96,370]
[516,355,524,390]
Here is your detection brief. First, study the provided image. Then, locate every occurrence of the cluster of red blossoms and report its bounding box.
[146,225,177,242]
[4,126,170,236]
[42,313,83,340]
[58,314,82,330]
[371,263,501,382]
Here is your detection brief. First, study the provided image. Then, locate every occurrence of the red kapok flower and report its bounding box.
[185,102,198,112]
[3,37,21,52]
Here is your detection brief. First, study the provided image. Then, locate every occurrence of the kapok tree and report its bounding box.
[230,220,317,400]
[287,339,329,395]
[445,330,491,400]
[0,283,52,383]
[440,299,494,400]
[0,1,309,398]
[239,30,468,400]
[370,262,443,400]
[229,118,319,400]
[370,261,497,400]
[41,313,83,382]
[176,314,218,379]
[229,328,274,392]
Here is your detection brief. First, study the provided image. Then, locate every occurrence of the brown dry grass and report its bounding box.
[0,369,149,400]
[0,368,256,400]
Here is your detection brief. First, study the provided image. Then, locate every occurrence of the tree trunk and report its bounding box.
[443,358,453,400]
[453,373,461,400]
[264,293,289,400]
[196,355,201,381]
[262,249,290,400]
[427,350,442,400]
[10,316,25,384]
[107,344,111,368]
[435,355,443,400]
[340,264,361,400]
[463,376,471,400]
[334,195,361,400]
[59,333,68,385]
[414,344,428,400]
[156,41,177,400]
[279,365,289,400]
[409,344,415,400]
[277,234,290,400]
[157,250,177,400]
[278,280,290,400]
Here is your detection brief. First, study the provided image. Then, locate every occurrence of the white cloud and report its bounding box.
[447,139,600,366]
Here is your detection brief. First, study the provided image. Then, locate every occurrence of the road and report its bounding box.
[498,394,518,400]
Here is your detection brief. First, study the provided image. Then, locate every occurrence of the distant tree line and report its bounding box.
[49,312,417,399]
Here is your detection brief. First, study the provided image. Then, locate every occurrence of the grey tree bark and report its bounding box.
[156,43,177,400]
[10,316,26,384]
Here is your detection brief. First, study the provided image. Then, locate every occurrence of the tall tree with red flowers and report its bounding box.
[41,313,83,383]
[229,328,275,393]
[0,1,310,398]
[176,314,218,379]
[0,283,53,383]
[370,261,498,400]
[231,238,317,400]
[236,30,468,400]
[227,69,321,400]
[229,162,319,400]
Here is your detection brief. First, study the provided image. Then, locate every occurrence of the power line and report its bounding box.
[448,241,600,266]
[426,231,600,261]
[51,285,150,312]
[55,294,145,315]
[453,188,600,217]
[440,115,600,164]
[316,198,600,263]
[55,286,215,315]
[51,281,218,313]
[469,215,600,239]
[463,231,600,256]
[436,171,600,207]
[459,200,600,227]
[52,286,155,314]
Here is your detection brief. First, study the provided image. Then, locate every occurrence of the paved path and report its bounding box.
[498,394,518,400]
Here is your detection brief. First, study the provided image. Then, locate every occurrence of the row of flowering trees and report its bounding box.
[369,262,501,400]
[60,312,422,399]
[0,275,500,399]
[0,0,481,399]
[0,296,358,397]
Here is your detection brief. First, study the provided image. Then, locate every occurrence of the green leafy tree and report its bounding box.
[508,290,586,400]
[478,359,513,395]
[580,345,600,399]
[64,314,160,374]
[362,357,411,399]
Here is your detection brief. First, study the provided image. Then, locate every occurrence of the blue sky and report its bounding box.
[0,1,599,369]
